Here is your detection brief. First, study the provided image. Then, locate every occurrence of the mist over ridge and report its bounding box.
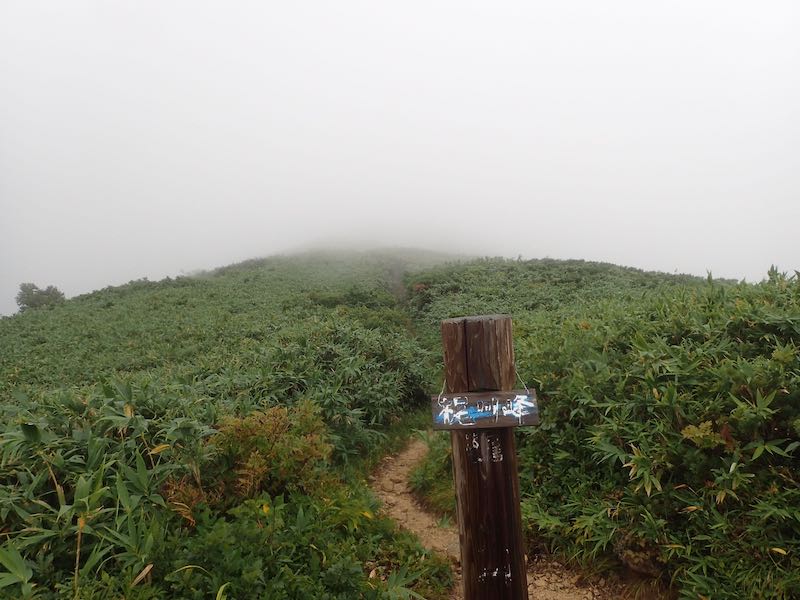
[1,242,741,319]
[0,237,786,317]
[2,1,798,315]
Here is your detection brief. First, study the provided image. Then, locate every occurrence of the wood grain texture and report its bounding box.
[465,315,515,392]
[441,314,529,599]
[442,318,469,393]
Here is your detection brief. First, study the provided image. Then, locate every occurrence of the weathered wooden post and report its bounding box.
[432,315,538,599]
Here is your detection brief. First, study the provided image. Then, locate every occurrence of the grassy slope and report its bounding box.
[0,250,448,393]
[407,258,710,514]
[406,260,800,599]
[4,251,798,599]
[0,250,453,600]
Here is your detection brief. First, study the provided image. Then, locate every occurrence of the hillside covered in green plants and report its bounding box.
[0,251,452,599]
[2,251,798,599]
[406,260,800,599]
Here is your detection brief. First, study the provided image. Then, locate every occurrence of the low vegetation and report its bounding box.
[0,253,449,599]
[3,251,798,598]
[407,260,800,599]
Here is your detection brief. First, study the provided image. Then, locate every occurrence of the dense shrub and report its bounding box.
[208,401,332,501]
[263,318,431,458]
[163,492,452,600]
[15,283,65,313]
[516,273,800,598]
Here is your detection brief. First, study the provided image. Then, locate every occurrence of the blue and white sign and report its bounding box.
[431,390,539,430]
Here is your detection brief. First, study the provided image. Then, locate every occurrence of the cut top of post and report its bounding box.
[441,314,515,394]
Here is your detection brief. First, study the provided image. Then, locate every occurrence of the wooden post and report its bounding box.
[439,315,531,599]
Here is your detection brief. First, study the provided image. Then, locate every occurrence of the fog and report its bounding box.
[2,1,798,316]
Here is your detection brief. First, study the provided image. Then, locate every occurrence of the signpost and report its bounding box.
[434,315,536,599]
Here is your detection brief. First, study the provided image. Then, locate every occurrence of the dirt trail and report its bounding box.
[370,437,640,600]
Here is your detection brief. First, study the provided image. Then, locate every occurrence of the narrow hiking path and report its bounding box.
[370,437,643,600]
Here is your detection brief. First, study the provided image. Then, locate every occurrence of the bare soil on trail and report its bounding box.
[370,437,657,600]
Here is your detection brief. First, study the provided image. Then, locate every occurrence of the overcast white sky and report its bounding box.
[1,1,798,315]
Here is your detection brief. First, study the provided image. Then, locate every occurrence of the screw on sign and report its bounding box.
[434,315,539,600]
